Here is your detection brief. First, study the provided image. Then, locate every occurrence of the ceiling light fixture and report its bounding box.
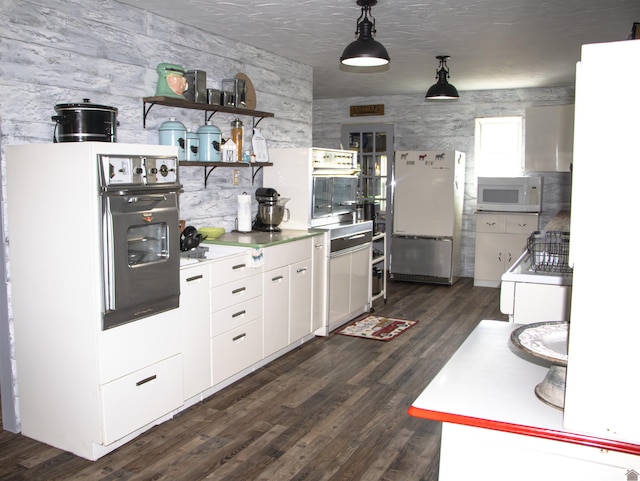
[340,0,390,67]
[425,55,459,100]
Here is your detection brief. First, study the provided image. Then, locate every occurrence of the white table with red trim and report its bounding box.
[408,320,640,481]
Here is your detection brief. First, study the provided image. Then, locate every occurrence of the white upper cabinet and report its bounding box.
[524,105,575,172]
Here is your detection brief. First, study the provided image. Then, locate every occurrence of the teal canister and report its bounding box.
[158,118,187,160]
[197,122,222,162]
[185,130,199,161]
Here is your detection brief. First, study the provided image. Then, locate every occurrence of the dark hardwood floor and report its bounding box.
[0,278,507,481]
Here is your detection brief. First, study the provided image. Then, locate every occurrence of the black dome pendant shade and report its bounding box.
[340,0,390,67]
[425,55,459,100]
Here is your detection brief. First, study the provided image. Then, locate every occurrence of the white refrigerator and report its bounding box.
[390,150,466,284]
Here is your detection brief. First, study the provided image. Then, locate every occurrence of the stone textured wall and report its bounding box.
[0,0,312,430]
[313,87,575,277]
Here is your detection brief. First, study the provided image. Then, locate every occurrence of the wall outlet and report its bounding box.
[232,169,240,185]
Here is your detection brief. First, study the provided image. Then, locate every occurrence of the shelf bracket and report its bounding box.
[206,111,218,123]
[251,165,264,184]
[203,166,217,188]
[142,101,158,128]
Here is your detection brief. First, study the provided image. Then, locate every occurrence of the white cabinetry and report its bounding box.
[209,252,264,386]
[329,243,372,331]
[525,105,574,172]
[263,238,313,358]
[474,212,538,288]
[179,263,212,400]
[312,233,329,334]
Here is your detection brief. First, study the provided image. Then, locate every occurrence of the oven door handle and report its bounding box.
[127,194,167,203]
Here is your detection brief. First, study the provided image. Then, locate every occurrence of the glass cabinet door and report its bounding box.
[341,123,394,234]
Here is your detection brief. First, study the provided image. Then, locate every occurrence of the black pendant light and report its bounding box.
[340,0,390,67]
[425,55,459,100]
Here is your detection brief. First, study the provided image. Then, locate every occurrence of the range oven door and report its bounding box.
[102,191,180,330]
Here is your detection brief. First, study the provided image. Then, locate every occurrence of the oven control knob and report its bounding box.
[134,167,144,174]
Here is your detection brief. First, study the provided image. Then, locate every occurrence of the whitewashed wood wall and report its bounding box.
[312,87,575,278]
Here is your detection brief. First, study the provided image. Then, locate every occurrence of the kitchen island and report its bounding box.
[408,320,640,480]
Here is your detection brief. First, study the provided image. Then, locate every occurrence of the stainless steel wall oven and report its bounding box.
[99,154,181,330]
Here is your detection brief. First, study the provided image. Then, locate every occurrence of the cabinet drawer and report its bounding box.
[264,237,312,271]
[100,354,183,445]
[505,214,538,234]
[210,274,262,312]
[99,308,180,384]
[211,295,263,337]
[475,214,506,233]
[211,318,263,386]
[210,253,262,287]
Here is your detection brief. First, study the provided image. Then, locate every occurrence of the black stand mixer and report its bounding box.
[252,187,289,232]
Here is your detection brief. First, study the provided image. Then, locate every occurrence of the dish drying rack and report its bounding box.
[528,231,573,273]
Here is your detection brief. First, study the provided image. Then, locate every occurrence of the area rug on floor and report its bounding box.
[336,315,418,341]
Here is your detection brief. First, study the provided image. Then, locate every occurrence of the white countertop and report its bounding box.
[410,320,563,428]
[408,320,640,454]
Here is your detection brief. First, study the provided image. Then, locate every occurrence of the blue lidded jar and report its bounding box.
[197,122,222,162]
[158,118,187,160]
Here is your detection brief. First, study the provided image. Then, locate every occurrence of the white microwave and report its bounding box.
[477,176,542,212]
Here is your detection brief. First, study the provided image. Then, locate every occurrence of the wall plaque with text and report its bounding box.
[350,104,385,117]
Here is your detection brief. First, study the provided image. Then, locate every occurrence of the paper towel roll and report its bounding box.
[237,193,252,232]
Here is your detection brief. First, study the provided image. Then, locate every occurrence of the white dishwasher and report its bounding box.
[324,222,373,332]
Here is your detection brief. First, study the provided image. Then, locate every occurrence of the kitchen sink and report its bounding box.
[180,244,249,266]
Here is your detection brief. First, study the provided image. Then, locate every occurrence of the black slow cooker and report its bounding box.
[52,98,118,143]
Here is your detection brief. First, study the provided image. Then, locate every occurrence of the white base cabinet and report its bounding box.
[474,212,538,287]
[328,243,371,331]
[180,264,212,400]
[263,238,313,358]
[209,252,264,386]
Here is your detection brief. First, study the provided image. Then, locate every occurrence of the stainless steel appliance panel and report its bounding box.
[390,236,456,284]
[102,190,180,330]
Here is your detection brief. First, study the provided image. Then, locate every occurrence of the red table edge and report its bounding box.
[408,406,640,456]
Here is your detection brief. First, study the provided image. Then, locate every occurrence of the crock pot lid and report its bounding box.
[55,99,118,112]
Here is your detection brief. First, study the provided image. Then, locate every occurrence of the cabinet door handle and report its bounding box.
[498,252,502,262]
[271,275,284,282]
[232,309,246,318]
[348,233,366,240]
[486,222,496,226]
[186,274,203,282]
[296,267,307,274]
[314,244,323,249]
[136,374,157,387]
[518,223,527,227]
[508,252,512,262]
[232,263,246,270]
[232,286,246,294]
[232,333,247,342]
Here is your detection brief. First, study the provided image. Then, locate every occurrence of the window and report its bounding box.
[474,117,523,177]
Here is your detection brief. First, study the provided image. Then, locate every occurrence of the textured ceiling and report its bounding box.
[115,0,640,99]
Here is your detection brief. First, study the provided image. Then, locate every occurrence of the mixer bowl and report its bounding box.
[257,203,289,228]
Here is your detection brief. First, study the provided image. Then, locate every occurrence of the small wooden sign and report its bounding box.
[350,104,384,117]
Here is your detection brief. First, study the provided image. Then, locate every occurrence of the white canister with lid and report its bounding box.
[158,118,187,160]
[196,122,222,162]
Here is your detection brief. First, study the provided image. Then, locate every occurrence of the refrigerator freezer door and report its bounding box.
[393,151,458,237]
[390,236,455,284]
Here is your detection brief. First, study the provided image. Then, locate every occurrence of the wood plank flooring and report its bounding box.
[0,278,507,481]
